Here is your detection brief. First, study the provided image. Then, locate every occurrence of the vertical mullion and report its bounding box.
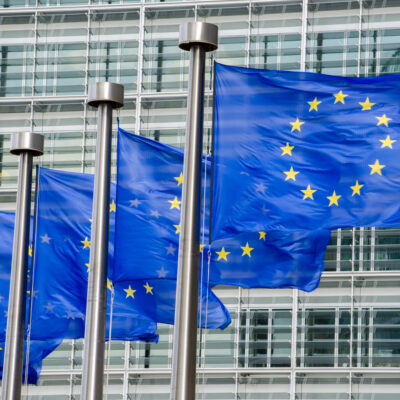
[290,291,298,400]
[369,307,373,368]
[337,229,342,272]
[300,0,308,72]
[357,306,362,367]
[246,1,251,68]
[351,228,356,272]
[68,341,74,399]
[53,43,58,96]
[350,276,354,369]
[244,292,250,369]
[236,287,242,370]
[267,309,272,368]
[334,307,339,368]
[370,227,375,271]
[357,0,363,77]
[300,309,305,368]
[359,227,364,272]
[343,29,348,76]
[31,10,38,101]
[135,5,145,136]
[122,341,130,400]
[81,9,91,174]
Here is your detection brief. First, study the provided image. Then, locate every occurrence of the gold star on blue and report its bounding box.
[143,282,153,295]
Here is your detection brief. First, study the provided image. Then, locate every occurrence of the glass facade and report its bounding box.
[1,0,400,398]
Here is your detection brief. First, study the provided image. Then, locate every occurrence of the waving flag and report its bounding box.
[0,211,62,384]
[31,167,230,333]
[114,127,330,292]
[212,63,400,237]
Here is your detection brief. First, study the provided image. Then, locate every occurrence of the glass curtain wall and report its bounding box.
[1,0,400,398]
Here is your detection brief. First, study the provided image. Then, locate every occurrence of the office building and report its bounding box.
[0,0,400,398]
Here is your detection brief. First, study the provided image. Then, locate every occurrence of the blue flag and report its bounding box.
[31,168,158,341]
[0,211,62,384]
[31,167,229,333]
[114,127,330,292]
[212,63,400,236]
[0,339,61,384]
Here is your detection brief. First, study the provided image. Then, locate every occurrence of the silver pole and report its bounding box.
[2,132,44,400]
[171,22,218,400]
[81,82,124,400]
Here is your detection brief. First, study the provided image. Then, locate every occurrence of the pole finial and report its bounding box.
[88,82,124,109]
[179,22,218,52]
[10,132,44,157]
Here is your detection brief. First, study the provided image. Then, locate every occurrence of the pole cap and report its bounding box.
[179,22,218,52]
[87,82,124,109]
[10,132,44,157]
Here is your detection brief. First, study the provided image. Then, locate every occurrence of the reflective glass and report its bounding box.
[1,1,400,398]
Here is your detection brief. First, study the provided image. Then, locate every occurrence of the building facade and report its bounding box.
[1,0,400,398]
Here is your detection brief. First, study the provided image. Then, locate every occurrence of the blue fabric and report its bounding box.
[0,211,62,384]
[31,167,229,333]
[114,127,330,292]
[0,339,61,384]
[31,168,158,342]
[212,63,400,236]
[115,128,231,327]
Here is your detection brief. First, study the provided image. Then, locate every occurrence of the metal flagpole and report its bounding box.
[170,22,218,400]
[81,82,124,400]
[2,132,44,400]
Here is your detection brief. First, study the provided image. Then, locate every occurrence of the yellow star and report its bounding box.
[284,166,299,181]
[124,285,136,299]
[199,244,206,253]
[327,191,341,207]
[143,282,153,295]
[376,114,392,127]
[85,263,90,272]
[241,242,254,257]
[109,200,116,213]
[301,185,316,200]
[359,97,375,111]
[308,97,321,112]
[28,246,32,257]
[216,247,230,262]
[168,196,182,210]
[174,172,183,186]
[350,180,363,196]
[81,237,91,249]
[259,232,266,241]
[173,223,181,234]
[280,142,294,156]
[380,135,396,149]
[107,278,113,291]
[369,159,385,175]
[333,90,348,104]
[290,117,304,133]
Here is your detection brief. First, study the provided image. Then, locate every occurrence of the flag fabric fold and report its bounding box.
[0,339,62,384]
[212,62,400,237]
[31,168,159,341]
[31,167,230,332]
[114,127,330,292]
[0,211,62,384]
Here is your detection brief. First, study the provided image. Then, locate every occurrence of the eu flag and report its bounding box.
[31,167,230,332]
[0,211,62,384]
[0,339,61,384]
[212,63,400,237]
[114,127,330,292]
[31,168,158,342]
